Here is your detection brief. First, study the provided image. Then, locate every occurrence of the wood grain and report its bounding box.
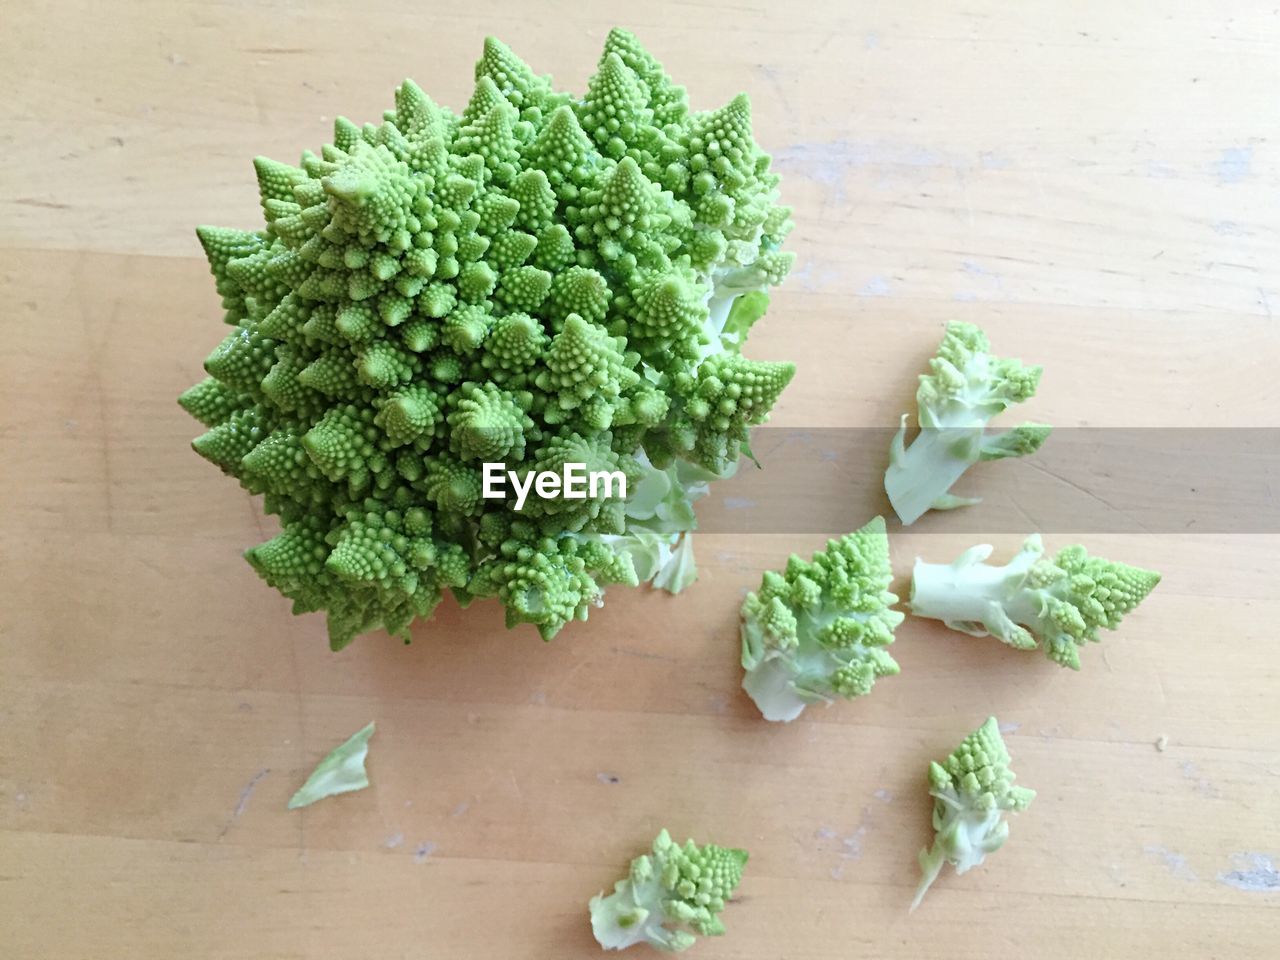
[2,2,1277,957]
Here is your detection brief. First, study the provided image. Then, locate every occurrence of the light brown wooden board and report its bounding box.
[2,2,1277,957]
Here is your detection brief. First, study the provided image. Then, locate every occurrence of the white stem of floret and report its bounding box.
[693,288,750,365]
[740,601,891,723]
[937,791,1005,876]
[589,872,684,952]
[626,447,717,526]
[911,845,946,912]
[884,419,984,525]
[886,351,1015,525]
[589,530,680,585]
[651,531,697,594]
[910,785,1005,910]
[693,253,770,365]
[739,652,814,722]
[909,539,1044,644]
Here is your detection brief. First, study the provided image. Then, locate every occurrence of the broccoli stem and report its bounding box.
[694,287,747,363]
[911,843,946,912]
[911,793,1005,910]
[909,554,1007,633]
[590,864,697,952]
[740,654,812,722]
[590,884,656,951]
[909,545,1041,648]
[884,420,983,525]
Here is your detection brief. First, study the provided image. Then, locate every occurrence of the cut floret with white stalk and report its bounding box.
[913,716,1034,910]
[740,516,904,721]
[590,829,748,952]
[910,534,1160,669]
[885,322,1050,525]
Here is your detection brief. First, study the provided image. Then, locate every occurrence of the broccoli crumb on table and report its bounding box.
[4,1,1277,958]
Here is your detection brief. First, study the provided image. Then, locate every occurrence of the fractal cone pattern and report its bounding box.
[181,30,795,649]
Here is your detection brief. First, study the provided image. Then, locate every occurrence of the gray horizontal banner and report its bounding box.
[693,428,1279,534]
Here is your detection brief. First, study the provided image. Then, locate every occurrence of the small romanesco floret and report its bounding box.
[885,322,1050,525]
[181,30,796,650]
[909,534,1160,670]
[590,829,748,952]
[912,716,1034,910]
[740,516,904,722]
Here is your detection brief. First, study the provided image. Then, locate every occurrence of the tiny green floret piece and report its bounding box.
[182,31,796,649]
[912,716,1033,910]
[910,534,1160,669]
[287,721,375,809]
[590,829,748,952]
[740,516,904,722]
[885,322,1050,525]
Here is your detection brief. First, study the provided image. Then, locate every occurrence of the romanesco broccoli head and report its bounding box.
[885,321,1050,525]
[740,516,905,721]
[181,30,795,649]
[913,716,1034,910]
[590,828,748,952]
[909,535,1160,669]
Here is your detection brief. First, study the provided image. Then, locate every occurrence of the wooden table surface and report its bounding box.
[3,1,1278,956]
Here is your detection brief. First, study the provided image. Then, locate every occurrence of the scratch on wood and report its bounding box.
[94,360,115,534]
[508,770,524,800]
[1023,459,1151,532]
[547,656,592,693]
[219,768,270,838]
[611,646,676,663]
[1154,671,1169,705]
[12,197,72,210]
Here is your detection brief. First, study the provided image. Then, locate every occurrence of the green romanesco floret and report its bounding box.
[180,30,796,650]
[739,516,905,722]
[909,534,1160,669]
[589,829,748,952]
[884,322,1050,525]
[912,716,1034,910]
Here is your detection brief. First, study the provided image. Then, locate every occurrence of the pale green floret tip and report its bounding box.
[912,717,1034,910]
[287,721,376,810]
[740,516,905,722]
[589,829,748,952]
[909,535,1160,670]
[978,421,1052,461]
[182,30,794,649]
[885,321,1050,525]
